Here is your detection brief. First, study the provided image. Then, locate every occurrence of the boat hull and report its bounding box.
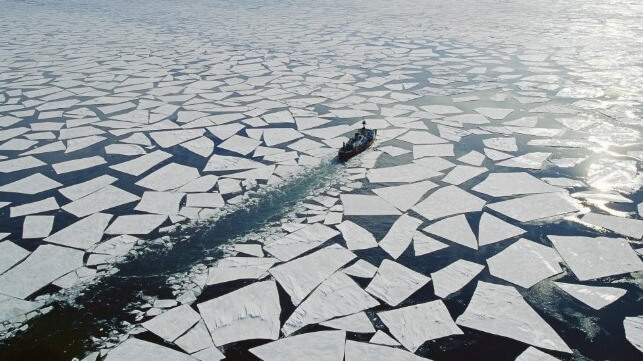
[338,135,375,161]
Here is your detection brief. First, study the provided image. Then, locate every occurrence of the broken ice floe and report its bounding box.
[431,260,485,298]
[487,238,562,288]
[250,330,345,361]
[379,214,423,258]
[456,281,572,353]
[554,282,626,310]
[548,235,643,281]
[365,259,430,306]
[378,300,463,351]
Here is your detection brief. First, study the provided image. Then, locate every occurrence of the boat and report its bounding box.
[338,121,377,161]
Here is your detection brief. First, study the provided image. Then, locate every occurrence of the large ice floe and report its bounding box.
[0,0,642,359]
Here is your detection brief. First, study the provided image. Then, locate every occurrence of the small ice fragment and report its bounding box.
[0,241,30,275]
[342,259,378,278]
[52,156,106,174]
[136,163,200,192]
[62,185,139,218]
[185,193,225,208]
[483,137,517,152]
[487,238,562,288]
[624,316,643,353]
[498,152,551,169]
[366,259,430,306]
[475,107,514,120]
[458,150,485,166]
[58,175,117,201]
[110,150,172,176]
[369,330,401,346]
[413,144,455,158]
[174,321,217,354]
[10,197,59,218]
[442,165,487,185]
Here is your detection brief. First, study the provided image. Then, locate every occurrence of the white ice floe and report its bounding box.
[110,150,172,176]
[136,163,200,191]
[554,282,626,310]
[135,192,184,215]
[366,259,430,306]
[143,304,201,342]
[413,185,486,222]
[10,197,59,218]
[150,129,204,148]
[515,347,560,361]
[413,232,449,256]
[472,172,562,197]
[0,173,61,195]
[0,156,45,173]
[178,175,219,193]
[58,175,117,201]
[22,215,54,238]
[174,320,218,355]
[378,300,463,352]
[320,312,375,333]
[458,150,485,166]
[0,244,84,299]
[442,165,487,185]
[45,213,112,250]
[487,193,579,222]
[197,280,281,346]
[432,260,485,298]
[343,259,378,278]
[484,148,513,161]
[369,330,401,346]
[413,144,455,158]
[52,155,106,174]
[105,214,167,235]
[345,340,429,361]
[413,156,455,172]
[251,330,345,361]
[367,164,441,184]
[204,154,264,172]
[498,152,551,169]
[282,272,379,336]
[180,136,214,158]
[397,130,448,144]
[0,241,30,275]
[478,213,526,246]
[185,193,225,208]
[456,281,572,353]
[62,185,139,218]
[206,257,277,285]
[218,134,261,155]
[262,128,304,146]
[624,316,643,353]
[336,220,378,250]
[0,294,43,323]
[104,338,197,361]
[379,145,410,157]
[487,238,562,288]
[423,214,477,249]
[270,244,355,305]
[372,181,436,212]
[379,214,423,258]
[581,212,643,239]
[548,235,643,281]
[340,194,401,216]
[475,107,514,120]
[263,223,339,261]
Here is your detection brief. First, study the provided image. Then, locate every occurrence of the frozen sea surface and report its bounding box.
[0,0,641,360]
